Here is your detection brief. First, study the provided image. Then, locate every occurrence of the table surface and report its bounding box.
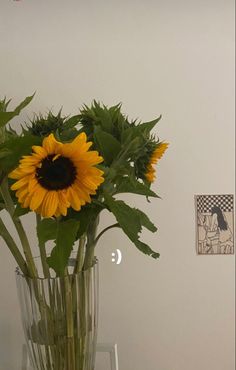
[21,343,119,370]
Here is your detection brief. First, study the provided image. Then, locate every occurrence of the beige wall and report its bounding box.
[0,1,235,369]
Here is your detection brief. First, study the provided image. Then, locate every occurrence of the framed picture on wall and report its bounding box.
[195,194,234,255]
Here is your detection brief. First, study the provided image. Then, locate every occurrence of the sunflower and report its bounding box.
[9,133,104,218]
[145,142,168,183]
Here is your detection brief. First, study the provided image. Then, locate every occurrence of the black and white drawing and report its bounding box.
[195,194,234,255]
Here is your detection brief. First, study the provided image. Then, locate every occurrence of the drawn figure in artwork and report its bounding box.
[206,206,233,254]
[197,214,207,253]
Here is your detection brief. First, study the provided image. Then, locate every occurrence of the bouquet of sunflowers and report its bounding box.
[0,94,168,370]
[0,94,168,278]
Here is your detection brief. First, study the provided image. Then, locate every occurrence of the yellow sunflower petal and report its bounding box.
[32,145,47,159]
[20,155,41,165]
[54,209,62,218]
[89,152,103,164]
[30,186,47,211]
[72,181,91,203]
[86,167,104,177]
[67,187,82,211]
[80,175,103,190]
[41,191,59,218]
[84,168,105,185]
[75,151,103,166]
[28,177,38,193]
[42,133,62,155]
[57,191,69,216]
[16,186,29,202]
[71,132,87,145]
[11,176,32,191]
[60,132,90,159]
[8,168,25,180]
[18,165,36,175]
[145,165,156,183]
[22,194,32,208]
[58,190,70,207]
[62,141,93,159]
[151,142,169,163]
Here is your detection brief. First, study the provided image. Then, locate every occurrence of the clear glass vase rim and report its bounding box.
[15,256,98,281]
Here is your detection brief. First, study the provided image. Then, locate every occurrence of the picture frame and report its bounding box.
[195,194,234,255]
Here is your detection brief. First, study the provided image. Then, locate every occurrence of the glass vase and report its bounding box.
[16,258,98,370]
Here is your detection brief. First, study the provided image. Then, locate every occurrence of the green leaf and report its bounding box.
[134,208,157,232]
[104,194,159,259]
[0,93,35,128]
[47,219,80,275]
[37,218,58,245]
[13,203,30,218]
[0,98,11,112]
[0,134,41,173]
[14,93,35,115]
[94,127,121,165]
[135,240,160,259]
[115,177,159,198]
[65,204,104,239]
[0,112,16,128]
[0,149,11,159]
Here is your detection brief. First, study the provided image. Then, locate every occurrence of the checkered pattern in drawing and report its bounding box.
[196,194,234,213]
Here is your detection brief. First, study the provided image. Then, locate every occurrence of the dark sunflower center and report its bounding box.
[36,155,77,190]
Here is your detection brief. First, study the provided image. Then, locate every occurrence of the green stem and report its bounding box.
[83,244,95,271]
[0,177,37,278]
[73,235,86,275]
[65,274,76,370]
[78,273,86,370]
[83,216,99,271]
[36,214,50,278]
[0,217,28,276]
[71,235,87,365]
[0,127,6,145]
[94,223,120,245]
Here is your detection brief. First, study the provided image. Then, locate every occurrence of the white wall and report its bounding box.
[0,1,235,370]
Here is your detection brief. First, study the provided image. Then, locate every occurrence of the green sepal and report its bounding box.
[136,115,162,134]
[118,137,143,162]
[63,114,80,129]
[92,101,113,133]
[121,115,161,146]
[94,126,121,165]
[59,128,78,141]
